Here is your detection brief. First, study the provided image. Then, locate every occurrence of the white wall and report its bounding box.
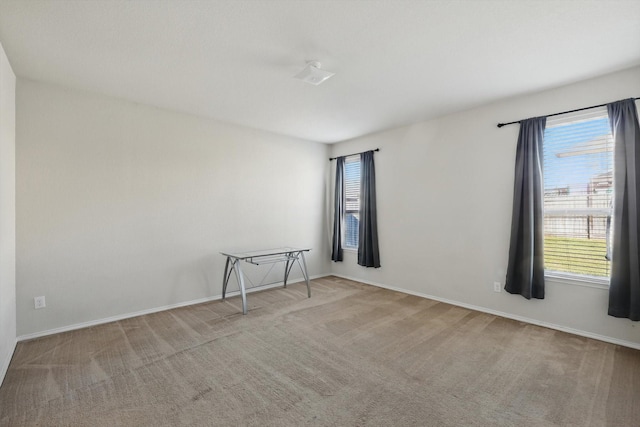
[0,41,16,385]
[330,66,640,346]
[16,79,330,337]
[13,65,640,346]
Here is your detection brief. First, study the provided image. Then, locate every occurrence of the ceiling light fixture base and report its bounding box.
[294,60,335,85]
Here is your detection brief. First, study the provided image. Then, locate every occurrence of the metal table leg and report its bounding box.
[222,256,231,300]
[283,257,291,288]
[298,251,311,298]
[232,258,248,315]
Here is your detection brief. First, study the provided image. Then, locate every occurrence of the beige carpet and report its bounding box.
[1,276,639,426]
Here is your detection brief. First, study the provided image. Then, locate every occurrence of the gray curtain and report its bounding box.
[331,156,345,262]
[607,98,640,320]
[358,151,380,268]
[505,117,546,299]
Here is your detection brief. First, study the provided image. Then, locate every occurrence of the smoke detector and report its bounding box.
[294,61,335,85]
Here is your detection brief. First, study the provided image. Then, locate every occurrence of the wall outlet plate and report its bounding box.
[34,296,46,309]
[493,282,501,293]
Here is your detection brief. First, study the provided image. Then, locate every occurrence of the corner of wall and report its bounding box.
[0,40,17,387]
[0,337,17,387]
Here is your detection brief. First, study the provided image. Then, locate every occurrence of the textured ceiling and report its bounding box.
[0,0,639,143]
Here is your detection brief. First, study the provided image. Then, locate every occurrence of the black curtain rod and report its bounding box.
[497,97,640,128]
[329,148,379,161]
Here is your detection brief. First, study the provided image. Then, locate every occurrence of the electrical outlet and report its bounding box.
[493,282,501,293]
[34,296,46,309]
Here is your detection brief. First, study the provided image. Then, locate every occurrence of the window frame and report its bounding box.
[542,107,614,286]
[343,155,361,250]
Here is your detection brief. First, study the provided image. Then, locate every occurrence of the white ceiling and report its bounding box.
[0,0,639,143]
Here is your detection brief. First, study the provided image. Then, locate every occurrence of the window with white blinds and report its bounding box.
[344,155,361,249]
[543,107,613,279]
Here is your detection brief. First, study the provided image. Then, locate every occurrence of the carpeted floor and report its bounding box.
[1,276,639,426]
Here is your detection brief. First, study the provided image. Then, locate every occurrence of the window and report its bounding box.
[344,155,361,249]
[543,107,614,280]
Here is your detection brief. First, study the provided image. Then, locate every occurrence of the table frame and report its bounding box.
[220,247,311,314]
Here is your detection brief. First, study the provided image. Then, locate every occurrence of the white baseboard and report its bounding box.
[20,272,637,351]
[1,337,17,387]
[17,274,330,342]
[331,274,640,351]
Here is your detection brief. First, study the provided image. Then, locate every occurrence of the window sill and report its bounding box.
[544,271,610,290]
[343,247,358,252]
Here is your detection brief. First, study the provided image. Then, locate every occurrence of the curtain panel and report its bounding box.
[357,151,381,268]
[607,98,640,321]
[505,117,546,299]
[331,156,345,262]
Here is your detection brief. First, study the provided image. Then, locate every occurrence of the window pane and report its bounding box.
[345,213,359,248]
[344,156,360,248]
[543,108,613,279]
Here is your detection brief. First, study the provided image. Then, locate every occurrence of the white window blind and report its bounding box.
[344,155,361,248]
[543,107,613,279]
